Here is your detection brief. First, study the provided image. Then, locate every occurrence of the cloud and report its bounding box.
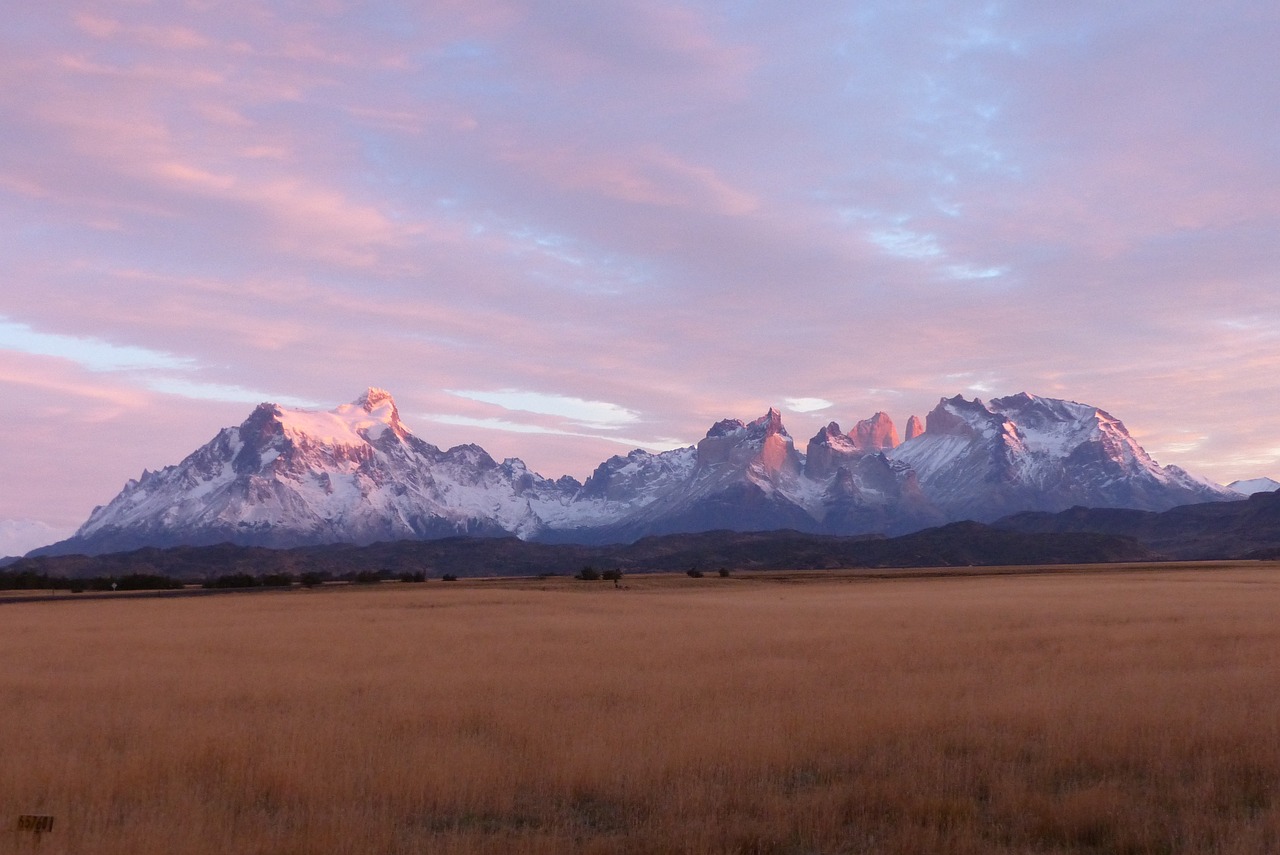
[144,379,323,409]
[427,413,685,453]
[0,316,320,410]
[446,389,640,429]
[0,519,73,557]
[784,397,834,413]
[0,317,193,373]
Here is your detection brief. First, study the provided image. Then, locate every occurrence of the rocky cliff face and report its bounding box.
[851,412,899,451]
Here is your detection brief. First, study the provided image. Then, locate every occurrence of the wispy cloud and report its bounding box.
[447,389,640,429]
[0,317,193,373]
[428,413,686,453]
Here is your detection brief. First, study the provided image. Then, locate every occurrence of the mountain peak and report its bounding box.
[748,407,787,437]
[350,388,403,435]
[357,387,396,411]
[851,411,898,451]
[1228,477,1280,496]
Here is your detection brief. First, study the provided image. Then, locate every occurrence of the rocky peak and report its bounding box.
[924,395,1003,438]
[805,422,862,480]
[354,387,403,431]
[705,418,746,439]
[358,387,395,410]
[813,422,848,444]
[696,408,798,478]
[747,407,788,437]
[851,412,898,451]
[905,415,925,441]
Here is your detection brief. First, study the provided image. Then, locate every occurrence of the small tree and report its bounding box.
[601,568,623,582]
[718,567,731,578]
[577,566,601,581]
[687,568,704,578]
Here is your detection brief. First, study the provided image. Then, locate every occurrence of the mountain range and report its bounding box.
[31,388,1239,556]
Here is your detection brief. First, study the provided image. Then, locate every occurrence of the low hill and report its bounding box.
[7,522,1152,582]
[995,490,1280,559]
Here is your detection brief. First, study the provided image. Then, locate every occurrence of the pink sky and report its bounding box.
[2,2,1279,554]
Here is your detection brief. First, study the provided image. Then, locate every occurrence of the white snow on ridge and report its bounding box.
[277,399,398,448]
[1228,477,1280,495]
[888,433,971,483]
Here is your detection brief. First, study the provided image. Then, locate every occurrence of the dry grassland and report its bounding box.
[4,565,1280,854]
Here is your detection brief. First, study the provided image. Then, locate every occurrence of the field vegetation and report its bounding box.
[4,564,1280,853]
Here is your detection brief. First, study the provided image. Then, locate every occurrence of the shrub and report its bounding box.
[441,573,458,582]
[399,572,426,583]
[718,567,731,578]
[260,573,294,587]
[299,572,325,588]
[687,569,704,578]
[577,566,601,581]
[353,571,382,585]
[601,569,623,582]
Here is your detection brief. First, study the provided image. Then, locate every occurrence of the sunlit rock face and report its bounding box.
[850,412,899,451]
[905,414,926,441]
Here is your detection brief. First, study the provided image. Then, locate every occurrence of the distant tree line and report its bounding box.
[1,568,435,592]
[0,571,183,592]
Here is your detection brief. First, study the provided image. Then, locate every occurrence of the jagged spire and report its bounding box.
[850,411,899,450]
[748,407,787,437]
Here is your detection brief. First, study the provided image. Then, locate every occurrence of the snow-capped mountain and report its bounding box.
[33,388,1240,556]
[888,393,1237,520]
[1227,477,1280,495]
[55,389,589,554]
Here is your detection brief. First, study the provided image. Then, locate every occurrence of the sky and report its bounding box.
[2,1,1279,555]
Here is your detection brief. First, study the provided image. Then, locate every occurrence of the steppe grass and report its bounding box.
[4,566,1280,853]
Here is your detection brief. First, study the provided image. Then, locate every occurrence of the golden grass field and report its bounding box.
[4,564,1280,854]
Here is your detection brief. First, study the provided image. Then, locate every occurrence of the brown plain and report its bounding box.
[4,564,1280,854]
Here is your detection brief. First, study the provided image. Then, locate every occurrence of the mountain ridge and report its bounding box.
[30,388,1240,557]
